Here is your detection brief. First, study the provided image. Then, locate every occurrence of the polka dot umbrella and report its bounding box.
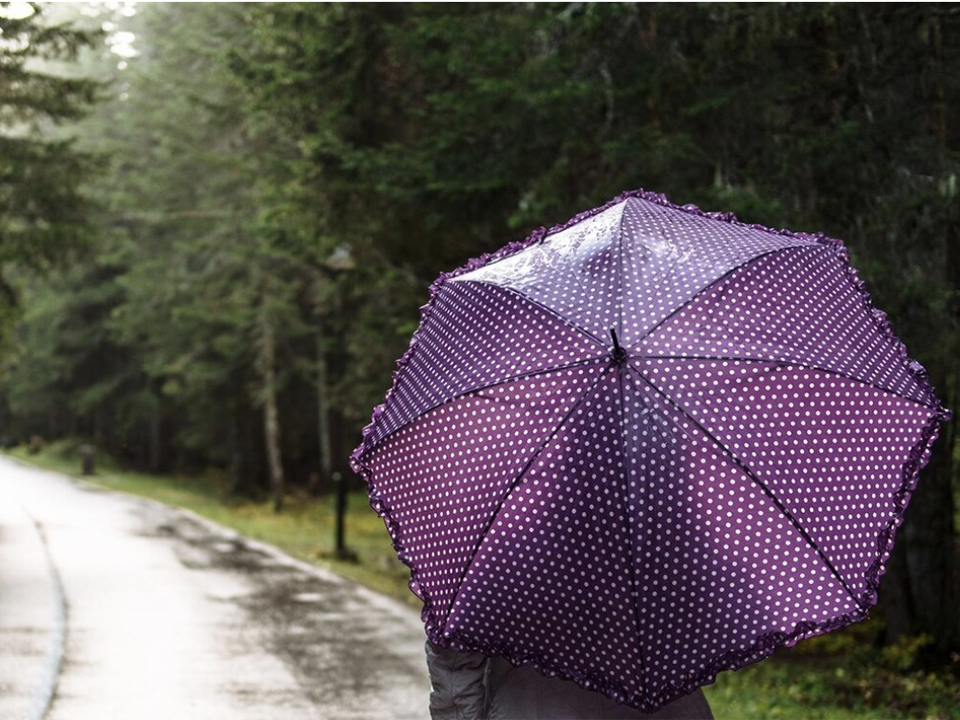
[350,188,951,713]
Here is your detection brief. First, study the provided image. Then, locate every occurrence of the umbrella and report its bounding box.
[350,188,951,712]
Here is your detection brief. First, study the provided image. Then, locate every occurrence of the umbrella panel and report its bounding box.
[369,280,603,447]
[638,357,935,603]
[637,245,931,404]
[369,361,607,626]
[446,368,646,698]
[623,368,862,705]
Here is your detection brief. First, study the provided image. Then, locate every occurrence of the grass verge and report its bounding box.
[5,440,959,719]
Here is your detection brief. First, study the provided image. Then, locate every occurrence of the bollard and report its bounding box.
[79,444,95,476]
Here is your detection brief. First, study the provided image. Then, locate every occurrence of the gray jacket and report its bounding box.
[426,641,714,720]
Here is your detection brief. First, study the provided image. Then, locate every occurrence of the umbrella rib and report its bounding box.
[366,355,610,454]
[615,366,647,694]
[441,365,614,632]
[639,353,937,410]
[624,365,869,614]
[616,200,627,342]
[455,280,607,350]
[626,244,822,352]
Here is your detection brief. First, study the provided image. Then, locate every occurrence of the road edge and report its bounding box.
[2,452,422,630]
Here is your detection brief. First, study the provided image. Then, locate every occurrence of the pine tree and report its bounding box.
[0,2,100,298]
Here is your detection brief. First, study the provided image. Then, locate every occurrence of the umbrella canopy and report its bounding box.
[350,189,951,712]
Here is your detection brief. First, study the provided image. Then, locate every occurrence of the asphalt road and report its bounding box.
[0,455,430,720]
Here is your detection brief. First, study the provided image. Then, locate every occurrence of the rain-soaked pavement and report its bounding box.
[0,454,430,720]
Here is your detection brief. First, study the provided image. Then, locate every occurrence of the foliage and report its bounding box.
[705,649,960,720]
[0,1,100,347]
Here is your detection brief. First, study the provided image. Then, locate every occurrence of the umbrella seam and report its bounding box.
[622,364,869,614]
[616,198,628,343]
[359,355,609,457]
[440,365,614,634]
[451,280,607,351]
[627,244,826,353]
[638,354,938,410]
[614,364,647,698]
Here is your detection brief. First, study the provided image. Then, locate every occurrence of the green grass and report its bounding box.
[703,629,960,719]
[5,440,959,719]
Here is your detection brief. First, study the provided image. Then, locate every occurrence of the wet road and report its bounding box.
[0,455,430,720]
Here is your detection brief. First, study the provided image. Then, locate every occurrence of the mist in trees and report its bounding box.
[0,3,957,658]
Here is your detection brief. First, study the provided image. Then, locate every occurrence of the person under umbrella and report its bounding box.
[352,189,951,717]
[426,639,714,719]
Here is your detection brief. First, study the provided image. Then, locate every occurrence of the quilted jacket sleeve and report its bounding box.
[425,639,489,720]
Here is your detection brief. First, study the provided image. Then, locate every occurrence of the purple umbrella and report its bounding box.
[350,189,951,712]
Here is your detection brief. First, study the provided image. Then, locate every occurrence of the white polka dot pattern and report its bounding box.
[617,198,817,346]
[637,246,932,404]
[369,362,607,626]
[455,197,816,346]
[370,280,605,445]
[353,189,951,713]
[637,358,935,603]
[446,370,646,699]
[452,202,626,344]
[621,370,859,704]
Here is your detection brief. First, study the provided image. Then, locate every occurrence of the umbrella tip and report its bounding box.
[610,328,627,364]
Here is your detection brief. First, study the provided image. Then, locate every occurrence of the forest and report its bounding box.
[1,1,958,703]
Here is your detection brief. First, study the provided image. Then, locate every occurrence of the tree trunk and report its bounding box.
[228,408,244,497]
[93,407,105,445]
[259,304,285,513]
[228,404,262,498]
[149,395,162,473]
